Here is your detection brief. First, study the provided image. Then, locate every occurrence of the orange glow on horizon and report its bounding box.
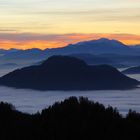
[0,40,67,50]
[0,33,140,50]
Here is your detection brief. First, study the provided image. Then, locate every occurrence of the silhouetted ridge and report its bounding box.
[81,38,125,44]
[0,56,139,90]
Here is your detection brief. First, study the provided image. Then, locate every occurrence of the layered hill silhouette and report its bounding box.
[0,56,139,90]
[122,66,140,74]
[1,38,132,61]
[0,48,19,56]
[0,38,140,68]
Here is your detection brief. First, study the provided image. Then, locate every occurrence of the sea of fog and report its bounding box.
[0,68,140,115]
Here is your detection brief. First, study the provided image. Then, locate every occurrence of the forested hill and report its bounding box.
[0,97,140,140]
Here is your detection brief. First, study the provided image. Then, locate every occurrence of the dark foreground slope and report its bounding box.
[1,97,140,140]
[0,56,139,90]
[122,66,140,74]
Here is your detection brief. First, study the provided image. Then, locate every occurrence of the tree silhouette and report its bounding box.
[0,96,140,140]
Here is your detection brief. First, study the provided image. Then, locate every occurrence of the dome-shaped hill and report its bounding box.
[0,56,139,90]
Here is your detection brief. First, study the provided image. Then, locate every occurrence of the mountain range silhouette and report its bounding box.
[0,38,140,69]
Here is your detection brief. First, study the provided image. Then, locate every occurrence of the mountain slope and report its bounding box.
[0,56,139,90]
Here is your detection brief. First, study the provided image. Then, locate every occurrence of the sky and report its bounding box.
[0,0,140,49]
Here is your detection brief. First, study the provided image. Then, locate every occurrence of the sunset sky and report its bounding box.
[0,0,140,49]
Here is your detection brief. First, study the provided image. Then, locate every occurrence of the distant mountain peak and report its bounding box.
[97,38,111,41]
[73,38,126,47]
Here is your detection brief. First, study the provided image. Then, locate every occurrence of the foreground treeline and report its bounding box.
[0,97,140,140]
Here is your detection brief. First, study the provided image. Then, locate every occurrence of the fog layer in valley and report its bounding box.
[0,73,139,115]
